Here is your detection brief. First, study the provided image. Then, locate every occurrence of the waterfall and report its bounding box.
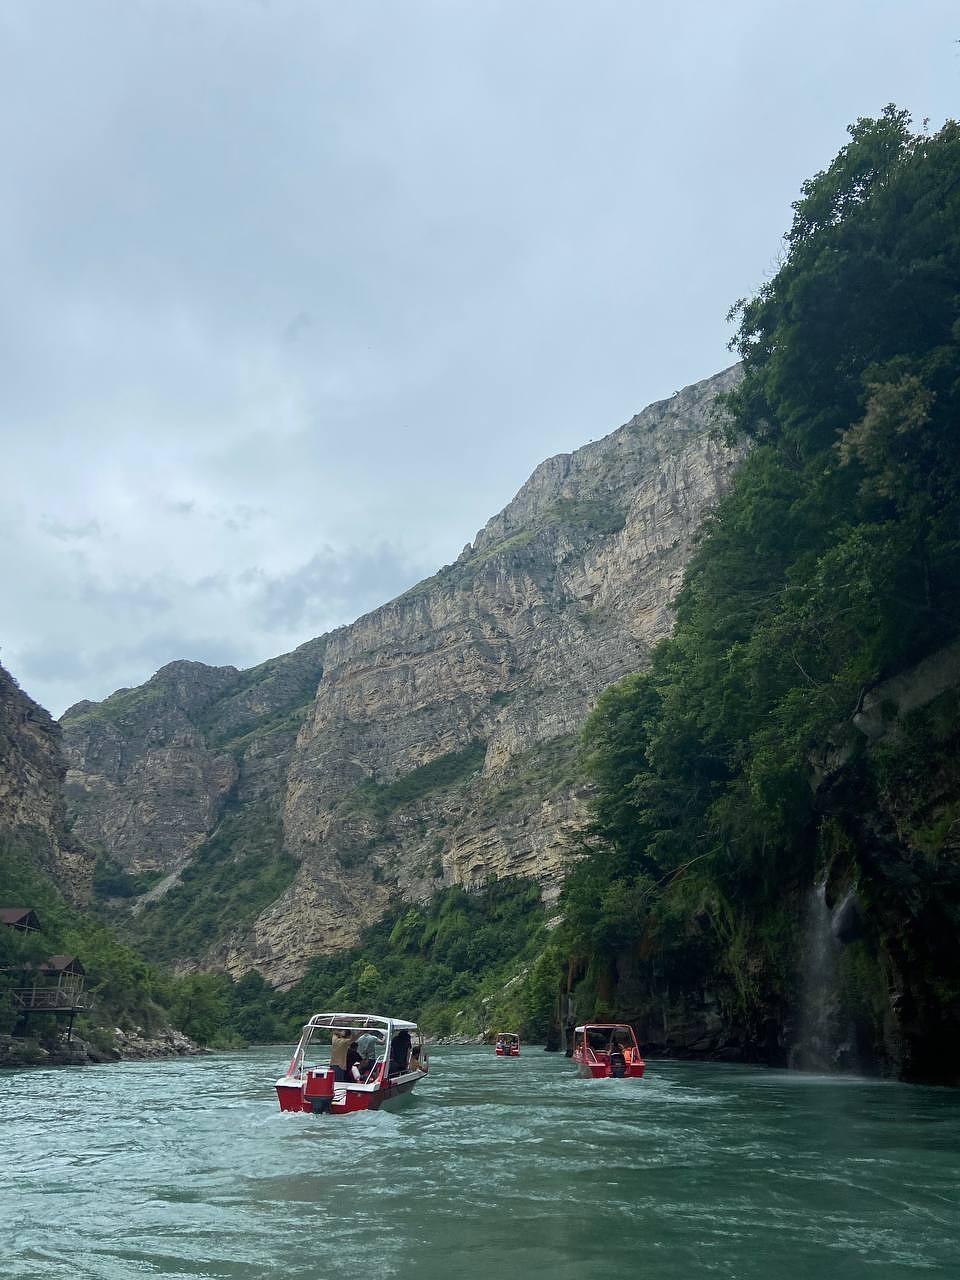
[791,882,842,1071]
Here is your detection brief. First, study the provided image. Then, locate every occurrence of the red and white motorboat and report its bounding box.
[276,1012,429,1115]
[494,1032,520,1056]
[572,1022,645,1079]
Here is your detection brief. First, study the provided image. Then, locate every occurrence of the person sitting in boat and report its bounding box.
[330,1028,358,1082]
[389,1029,412,1076]
[347,1040,363,1081]
[356,1030,383,1079]
[608,1032,630,1076]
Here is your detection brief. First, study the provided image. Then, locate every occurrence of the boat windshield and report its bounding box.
[575,1024,637,1058]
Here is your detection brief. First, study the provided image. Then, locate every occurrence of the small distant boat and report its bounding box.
[572,1022,645,1079]
[276,1013,429,1115]
[494,1032,520,1056]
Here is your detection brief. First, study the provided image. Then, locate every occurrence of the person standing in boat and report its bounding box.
[357,1030,382,1079]
[330,1027,358,1082]
[389,1029,412,1076]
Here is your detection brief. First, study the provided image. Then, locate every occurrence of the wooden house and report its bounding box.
[0,907,41,933]
[0,908,88,1038]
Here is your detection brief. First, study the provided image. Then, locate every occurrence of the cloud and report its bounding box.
[39,517,103,542]
[282,311,314,345]
[0,0,956,716]
[254,544,425,630]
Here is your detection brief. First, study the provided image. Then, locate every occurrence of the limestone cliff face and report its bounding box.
[237,365,744,984]
[62,365,744,985]
[62,641,327,878]
[63,662,240,874]
[0,664,92,903]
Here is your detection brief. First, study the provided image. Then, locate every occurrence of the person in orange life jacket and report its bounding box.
[609,1031,634,1065]
[330,1029,357,1082]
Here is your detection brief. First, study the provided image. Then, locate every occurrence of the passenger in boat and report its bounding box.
[347,1040,363,1081]
[357,1030,379,1059]
[357,1030,383,1079]
[608,1031,630,1076]
[389,1029,412,1076]
[330,1028,358,1082]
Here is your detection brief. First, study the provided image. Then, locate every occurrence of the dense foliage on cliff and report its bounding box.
[0,838,166,1037]
[0,838,277,1048]
[277,878,557,1040]
[560,108,960,1079]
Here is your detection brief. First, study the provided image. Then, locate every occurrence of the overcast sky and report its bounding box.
[1,1,956,717]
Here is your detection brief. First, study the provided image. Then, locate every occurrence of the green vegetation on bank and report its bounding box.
[277,877,557,1040]
[0,834,296,1047]
[0,838,182,1040]
[1,863,558,1049]
[148,878,559,1046]
[556,108,960,1077]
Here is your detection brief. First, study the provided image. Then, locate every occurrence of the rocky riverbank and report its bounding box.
[0,1027,205,1069]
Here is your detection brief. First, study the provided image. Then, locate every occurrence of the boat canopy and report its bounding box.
[574,1023,633,1034]
[303,1012,419,1032]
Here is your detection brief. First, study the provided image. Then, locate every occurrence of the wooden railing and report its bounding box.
[12,989,88,1011]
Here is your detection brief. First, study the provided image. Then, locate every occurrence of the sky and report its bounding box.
[1,1,956,718]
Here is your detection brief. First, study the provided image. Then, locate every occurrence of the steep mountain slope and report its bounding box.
[0,663,92,901]
[62,639,327,882]
[62,366,743,985]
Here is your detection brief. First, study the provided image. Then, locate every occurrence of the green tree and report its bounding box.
[559,109,960,1076]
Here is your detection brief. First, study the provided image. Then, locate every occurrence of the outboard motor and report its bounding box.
[610,1053,626,1079]
[303,1068,335,1114]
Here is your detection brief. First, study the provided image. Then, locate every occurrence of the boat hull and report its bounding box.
[574,1059,645,1079]
[276,1072,422,1115]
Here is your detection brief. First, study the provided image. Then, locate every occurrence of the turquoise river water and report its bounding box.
[2,1045,959,1279]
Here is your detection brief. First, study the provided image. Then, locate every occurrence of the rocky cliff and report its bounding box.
[61,365,744,985]
[0,664,92,902]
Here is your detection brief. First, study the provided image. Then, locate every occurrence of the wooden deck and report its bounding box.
[11,988,89,1012]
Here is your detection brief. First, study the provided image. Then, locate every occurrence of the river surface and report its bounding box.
[2,1046,959,1278]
